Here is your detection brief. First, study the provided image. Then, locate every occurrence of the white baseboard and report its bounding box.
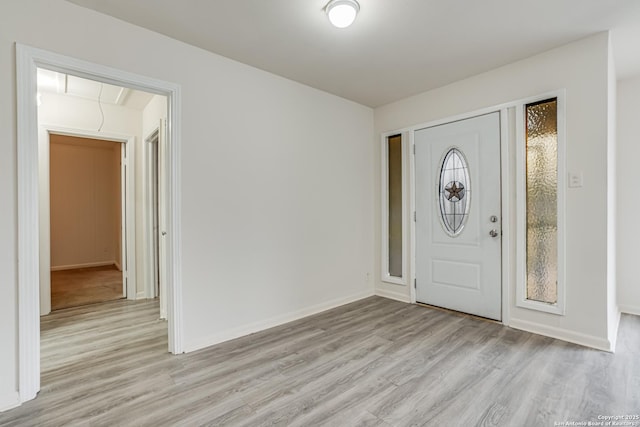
[619,304,640,316]
[136,290,146,300]
[509,318,613,352]
[184,290,375,353]
[51,261,116,271]
[607,309,621,353]
[375,287,411,303]
[0,391,21,413]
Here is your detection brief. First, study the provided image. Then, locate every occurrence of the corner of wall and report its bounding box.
[508,318,615,352]
[375,285,411,303]
[606,31,620,349]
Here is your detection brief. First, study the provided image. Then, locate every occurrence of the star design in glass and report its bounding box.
[445,181,465,202]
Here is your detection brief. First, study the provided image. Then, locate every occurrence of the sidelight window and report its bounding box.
[517,94,565,315]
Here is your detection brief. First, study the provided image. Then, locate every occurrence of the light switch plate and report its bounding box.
[568,171,583,188]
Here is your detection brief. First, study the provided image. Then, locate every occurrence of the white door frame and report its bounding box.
[38,125,137,315]
[144,128,160,300]
[143,124,168,320]
[16,43,184,404]
[407,108,512,324]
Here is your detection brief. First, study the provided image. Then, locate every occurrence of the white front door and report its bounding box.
[415,112,502,320]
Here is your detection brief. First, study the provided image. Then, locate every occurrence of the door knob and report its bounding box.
[490,215,498,223]
[489,229,499,238]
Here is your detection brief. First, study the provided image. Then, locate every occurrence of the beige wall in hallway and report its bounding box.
[50,135,121,270]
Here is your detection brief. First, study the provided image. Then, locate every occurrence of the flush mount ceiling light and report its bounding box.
[325,0,360,28]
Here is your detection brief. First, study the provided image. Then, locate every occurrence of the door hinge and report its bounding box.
[413,144,416,155]
[414,278,417,288]
[413,211,416,222]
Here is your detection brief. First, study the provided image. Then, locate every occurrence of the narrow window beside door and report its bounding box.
[382,133,405,284]
[524,98,561,306]
[388,134,403,278]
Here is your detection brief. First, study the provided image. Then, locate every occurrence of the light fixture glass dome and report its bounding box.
[325,0,360,28]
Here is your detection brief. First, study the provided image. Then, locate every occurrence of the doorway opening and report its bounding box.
[35,67,168,375]
[17,44,183,405]
[48,134,126,311]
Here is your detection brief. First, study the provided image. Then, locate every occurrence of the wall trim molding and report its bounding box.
[509,318,613,352]
[184,290,374,353]
[375,287,411,303]
[0,392,21,413]
[16,43,184,406]
[619,304,640,316]
[51,261,118,271]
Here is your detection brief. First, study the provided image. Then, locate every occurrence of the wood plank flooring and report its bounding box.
[1,296,638,426]
[51,265,124,310]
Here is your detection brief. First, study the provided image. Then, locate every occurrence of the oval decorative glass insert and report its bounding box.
[439,148,471,236]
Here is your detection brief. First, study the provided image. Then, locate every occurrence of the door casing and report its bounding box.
[143,122,168,320]
[16,43,184,405]
[406,108,512,324]
[38,126,136,315]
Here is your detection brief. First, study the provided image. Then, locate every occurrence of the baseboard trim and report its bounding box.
[608,309,621,353]
[375,287,411,303]
[51,261,116,271]
[0,391,21,413]
[509,318,613,352]
[619,304,640,316]
[136,291,146,300]
[184,290,375,353]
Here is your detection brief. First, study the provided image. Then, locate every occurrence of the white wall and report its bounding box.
[38,92,143,138]
[617,74,640,315]
[374,33,617,351]
[143,95,167,139]
[0,0,374,410]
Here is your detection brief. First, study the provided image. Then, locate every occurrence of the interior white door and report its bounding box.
[415,112,502,320]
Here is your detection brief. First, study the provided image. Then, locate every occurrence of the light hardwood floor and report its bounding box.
[1,297,638,426]
[50,264,124,310]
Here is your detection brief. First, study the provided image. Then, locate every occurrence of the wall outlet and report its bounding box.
[568,171,583,188]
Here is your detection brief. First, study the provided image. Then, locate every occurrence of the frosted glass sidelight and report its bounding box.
[525,99,558,304]
[439,148,470,236]
[388,135,402,277]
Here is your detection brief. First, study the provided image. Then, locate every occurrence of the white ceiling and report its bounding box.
[37,68,155,110]
[66,0,640,107]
